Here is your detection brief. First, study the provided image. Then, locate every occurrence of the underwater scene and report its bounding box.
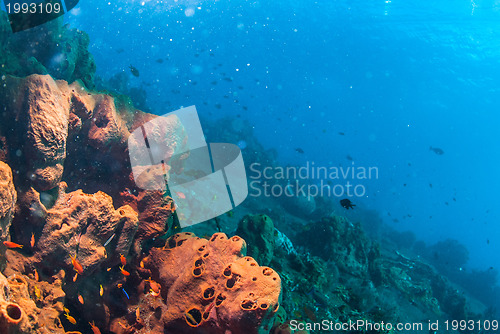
[0,0,500,333]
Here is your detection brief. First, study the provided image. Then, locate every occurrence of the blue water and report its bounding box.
[66,0,500,274]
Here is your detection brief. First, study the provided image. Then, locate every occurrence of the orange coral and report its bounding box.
[140,232,282,334]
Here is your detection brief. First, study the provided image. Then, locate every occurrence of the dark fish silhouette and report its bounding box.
[340,198,355,209]
[338,132,345,136]
[346,155,353,161]
[129,65,140,77]
[156,58,164,63]
[295,148,304,154]
[429,146,444,155]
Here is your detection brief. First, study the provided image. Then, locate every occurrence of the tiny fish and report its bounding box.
[63,307,70,314]
[78,294,84,304]
[120,254,127,266]
[30,233,35,248]
[69,254,84,275]
[34,286,42,299]
[34,268,39,282]
[129,65,140,77]
[146,277,160,294]
[136,307,140,321]
[3,241,23,249]
[121,288,130,299]
[119,266,130,276]
[89,321,101,334]
[103,234,115,247]
[64,313,77,325]
[139,260,145,268]
[295,148,304,154]
[340,198,356,210]
[429,146,444,155]
[99,285,103,297]
[185,311,199,326]
[73,273,78,282]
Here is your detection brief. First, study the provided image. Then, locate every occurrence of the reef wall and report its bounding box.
[0,73,286,333]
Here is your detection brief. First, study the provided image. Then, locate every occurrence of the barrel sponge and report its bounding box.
[0,272,67,334]
[143,232,282,334]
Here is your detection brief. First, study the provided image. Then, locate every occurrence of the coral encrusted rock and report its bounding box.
[5,182,139,278]
[141,232,282,334]
[0,161,16,244]
[236,214,275,266]
[0,271,66,334]
[0,74,189,245]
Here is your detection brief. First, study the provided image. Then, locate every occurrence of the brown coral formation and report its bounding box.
[0,73,192,332]
[0,161,16,243]
[112,232,282,334]
[0,69,285,334]
[6,182,139,277]
[0,270,66,334]
[0,74,188,246]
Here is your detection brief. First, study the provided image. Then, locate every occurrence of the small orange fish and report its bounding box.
[63,307,70,314]
[30,233,35,248]
[136,307,140,320]
[106,267,112,272]
[73,273,78,282]
[34,268,39,282]
[3,241,23,249]
[146,277,160,294]
[119,266,130,276]
[34,286,42,299]
[69,254,84,275]
[120,254,126,266]
[117,283,123,288]
[99,285,103,297]
[150,289,160,297]
[169,203,176,213]
[78,294,84,304]
[64,313,77,325]
[89,321,101,334]
[139,260,144,268]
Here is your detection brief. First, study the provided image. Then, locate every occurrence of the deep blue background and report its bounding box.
[65,0,500,273]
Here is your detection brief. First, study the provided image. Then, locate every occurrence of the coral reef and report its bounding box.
[0,74,186,246]
[0,21,496,333]
[295,216,375,278]
[0,161,16,244]
[235,214,275,266]
[112,232,282,334]
[0,270,66,334]
[0,12,96,88]
[5,182,139,278]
